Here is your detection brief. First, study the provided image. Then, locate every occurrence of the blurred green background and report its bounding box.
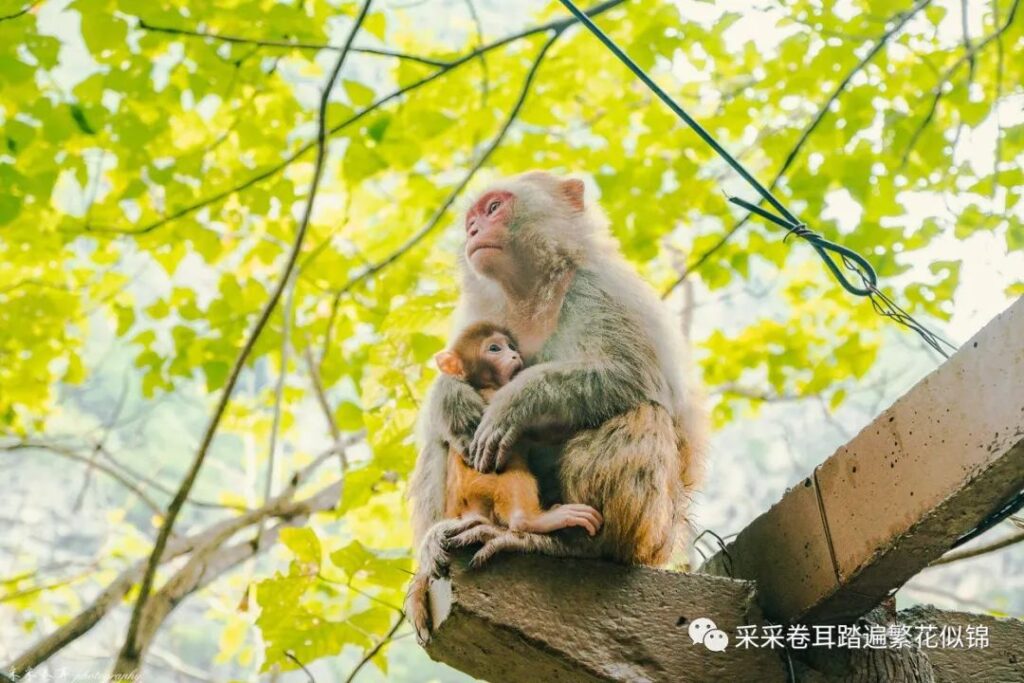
[1,0,1021,679]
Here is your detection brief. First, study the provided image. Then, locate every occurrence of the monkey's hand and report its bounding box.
[469,400,523,473]
[430,374,484,462]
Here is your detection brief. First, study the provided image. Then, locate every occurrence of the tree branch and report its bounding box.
[137,18,452,68]
[961,0,976,78]
[6,447,343,673]
[0,2,37,22]
[302,343,344,456]
[900,0,1020,167]
[92,443,251,512]
[111,10,369,667]
[343,615,406,683]
[2,441,163,516]
[929,528,1024,566]
[72,372,130,511]
[120,493,340,669]
[84,0,625,236]
[254,279,295,553]
[285,652,317,683]
[662,0,933,298]
[992,0,1005,199]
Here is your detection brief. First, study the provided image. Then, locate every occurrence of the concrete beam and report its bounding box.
[426,554,789,683]
[703,297,1024,624]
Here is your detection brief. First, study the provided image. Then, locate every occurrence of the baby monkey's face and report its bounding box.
[480,332,522,386]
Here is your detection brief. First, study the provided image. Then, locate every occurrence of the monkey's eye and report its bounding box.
[488,344,501,353]
[486,200,501,215]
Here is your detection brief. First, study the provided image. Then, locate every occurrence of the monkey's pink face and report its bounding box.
[465,190,515,275]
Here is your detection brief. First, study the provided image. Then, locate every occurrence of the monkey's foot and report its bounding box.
[447,512,489,536]
[444,522,505,552]
[468,531,529,568]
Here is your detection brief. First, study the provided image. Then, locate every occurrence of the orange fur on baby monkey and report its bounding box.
[435,322,603,537]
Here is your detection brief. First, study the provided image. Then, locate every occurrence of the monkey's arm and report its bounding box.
[426,373,485,456]
[469,358,653,472]
[409,375,485,546]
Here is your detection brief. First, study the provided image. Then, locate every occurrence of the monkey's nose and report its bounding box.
[467,219,479,236]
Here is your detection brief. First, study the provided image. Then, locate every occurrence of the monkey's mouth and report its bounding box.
[468,244,503,258]
[507,361,523,381]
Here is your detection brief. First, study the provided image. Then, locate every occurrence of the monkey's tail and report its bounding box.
[404,571,433,646]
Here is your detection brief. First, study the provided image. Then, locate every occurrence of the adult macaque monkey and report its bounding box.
[407,171,707,639]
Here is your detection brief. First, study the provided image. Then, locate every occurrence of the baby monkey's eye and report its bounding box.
[488,344,501,352]
[486,200,501,215]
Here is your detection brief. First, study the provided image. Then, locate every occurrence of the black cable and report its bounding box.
[557,0,957,359]
[950,489,1024,549]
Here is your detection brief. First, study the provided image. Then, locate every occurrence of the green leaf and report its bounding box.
[363,13,386,41]
[202,361,230,392]
[343,80,375,108]
[0,194,20,224]
[69,104,97,135]
[280,527,322,567]
[342,141,387,183]
[335,401,363,430]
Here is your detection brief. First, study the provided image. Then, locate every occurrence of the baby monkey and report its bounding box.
[406,322,602,644]
[435,321,603,536]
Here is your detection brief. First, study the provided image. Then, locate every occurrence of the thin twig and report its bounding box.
[992,0,1004,199]
[254,279,295,551]
[464,0,491,112]
[662,0,933,297]
[302,343,344,452]
[111,3,374,676]
[929,528,1024,566]
[0,565,97,603]
[900,0,1020,167]
[73,372,130,511]
[285,652,317,683]
[900,87,945,168]
[343,615,406,683]
[93,443,251,511]
[961,0,976,79]
[0,1,37,22]
[137,19,451,68]
[2,442,163,516]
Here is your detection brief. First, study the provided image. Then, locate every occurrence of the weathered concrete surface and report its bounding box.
[900,606,1024,683]
[704,297,1024,624]
[702,473,839,621]
[426,554,789,683]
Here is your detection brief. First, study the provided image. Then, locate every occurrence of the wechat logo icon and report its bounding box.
[689,617,729,652]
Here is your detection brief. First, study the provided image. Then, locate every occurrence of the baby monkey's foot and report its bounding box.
[514,504,604,536]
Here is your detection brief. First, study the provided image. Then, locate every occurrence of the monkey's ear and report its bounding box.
[435,351,465,378]
[560,178,585,212]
